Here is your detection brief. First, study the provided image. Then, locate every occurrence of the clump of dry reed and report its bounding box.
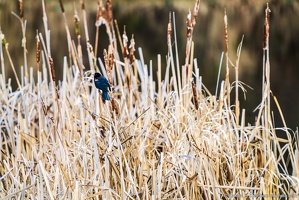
[0,0,298,199]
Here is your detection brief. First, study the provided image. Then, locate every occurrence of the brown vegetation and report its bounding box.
[0,0,298,199]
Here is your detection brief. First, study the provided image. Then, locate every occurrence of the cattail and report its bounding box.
[167,12,172,45]
[186,0,200,41]
[110,98,120,117]
[103,49,108,69]
[223,10,230,106]
[192,81,199,110]
[224,10,228,54]
[192,0,200,28]
[263,3,271,50]
[36,31,40,63]
[48,54,56,82]
[129,35,135,64]
[106,0,113,24]
[58,0,65,13]
[103,47,114,85]
[108,45,114,71]
[18,0,23,18]
[41,99,47,115]
[81,0,85,10]
[96,0,105,26]
[74,14,80,37]
[122,27,129,58]
[186,10,192,39]
[50,59,60,101]
[1,32,21,88]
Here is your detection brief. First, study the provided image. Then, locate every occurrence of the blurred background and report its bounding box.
[0,0,298,130]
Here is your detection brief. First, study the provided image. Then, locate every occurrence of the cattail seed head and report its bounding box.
[106,0,113,24]
[224,10,228,53]
[192,81,199,110]
[186,10,192,39]
[48,54,56,82]
[18,0,23,18]
[263,4,271,49]
[129,35,135,64]
[81,0,85,10]
[58,0,65,13]
[36,31,40,63]
[192,0,200,27]
[167,12,172,44]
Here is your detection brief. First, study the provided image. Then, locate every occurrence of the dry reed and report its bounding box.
[0,1,298,199]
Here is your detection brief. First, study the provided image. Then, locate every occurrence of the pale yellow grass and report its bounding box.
[0,0,298,199]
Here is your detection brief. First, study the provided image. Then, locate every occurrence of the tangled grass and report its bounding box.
[0,0,298,199]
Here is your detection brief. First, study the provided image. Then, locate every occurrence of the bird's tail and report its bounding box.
[102,92,110,101]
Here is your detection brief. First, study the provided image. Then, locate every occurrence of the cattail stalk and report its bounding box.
[3,38,21,88]
[224,10,230,106]
[11,10,28,82]
[58,0,80,77]
[235,35,244,126]
[74,10,85,76]
[256,4,271,127]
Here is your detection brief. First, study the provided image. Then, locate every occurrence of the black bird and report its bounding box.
[94,73,111,101]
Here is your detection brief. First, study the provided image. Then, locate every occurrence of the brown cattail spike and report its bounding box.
[19,0,23,18]
[224,10,228,54]
[41,99,47,115]
[186,10,192,39]
[48,54,56,82]
[36,31,40,63]
[122,26,129,58]
[106,0,113,24]
[96,0,105,26]
[103,48,112,85]
[111,98,120,117]
[58,0,65,13]
[81,0,85,10]
[263,3,271,50]
[192,0,200,27]
[167,12,172,44]
[192,81,199,110]
[186,0,200,41]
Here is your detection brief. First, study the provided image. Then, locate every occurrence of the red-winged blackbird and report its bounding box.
[94,73,111,101]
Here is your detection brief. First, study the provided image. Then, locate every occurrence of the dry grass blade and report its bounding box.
[0,1,298,199]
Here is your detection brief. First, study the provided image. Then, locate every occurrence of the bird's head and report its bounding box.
[93,72,101,81]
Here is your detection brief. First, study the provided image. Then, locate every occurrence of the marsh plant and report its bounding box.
[0,0,298,199]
